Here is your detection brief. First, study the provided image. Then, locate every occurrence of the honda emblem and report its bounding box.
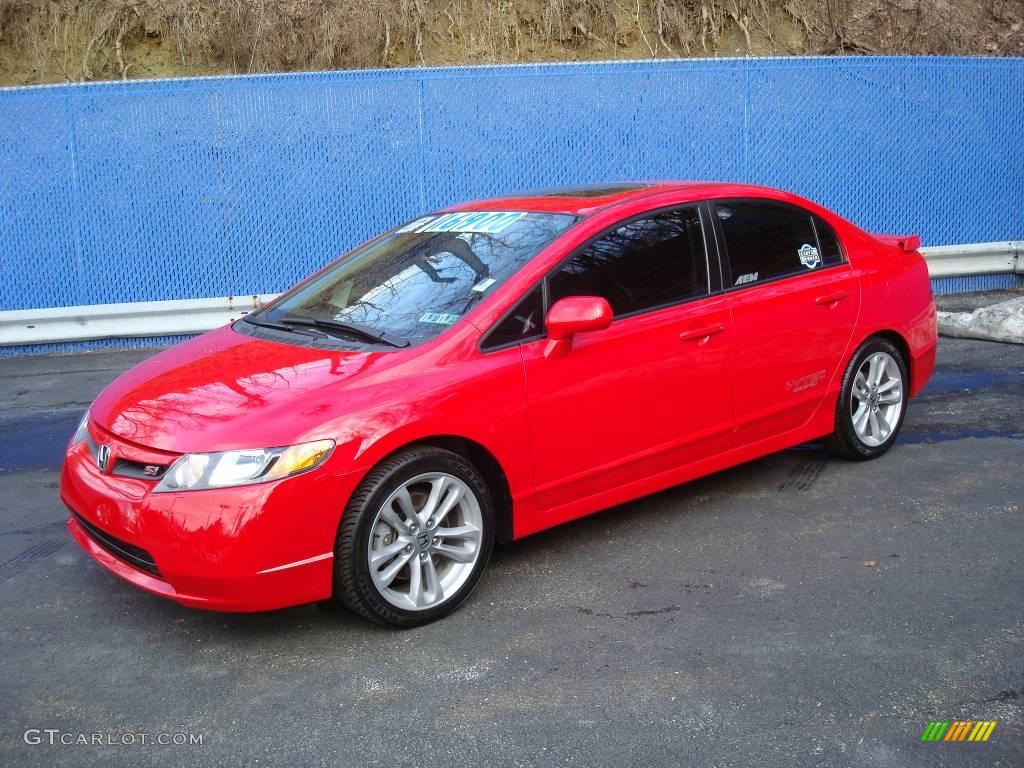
[96,444,112,473]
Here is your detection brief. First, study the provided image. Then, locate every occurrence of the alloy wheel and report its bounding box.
[367,472,484,611]
[850,351,904,447]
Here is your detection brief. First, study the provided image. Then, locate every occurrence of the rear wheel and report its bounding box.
[823,338,908,460]
[333,446,494,627]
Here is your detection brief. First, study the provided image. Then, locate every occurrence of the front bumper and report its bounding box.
[61,428,361,612]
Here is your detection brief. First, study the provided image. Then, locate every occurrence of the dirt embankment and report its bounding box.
[0,0,1021,87]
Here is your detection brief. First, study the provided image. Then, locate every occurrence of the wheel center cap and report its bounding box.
[869,392,879,408]
[415,530,432,551]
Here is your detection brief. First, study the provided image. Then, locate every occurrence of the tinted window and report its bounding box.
[482,285,544,349]
[548,207,708,317]
[812,214,844,266]
[716,202,823,286]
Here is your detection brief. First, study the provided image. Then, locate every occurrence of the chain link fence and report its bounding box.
[1,57,1021,353]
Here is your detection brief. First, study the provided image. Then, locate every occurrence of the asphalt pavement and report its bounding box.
[0,338,1021,767]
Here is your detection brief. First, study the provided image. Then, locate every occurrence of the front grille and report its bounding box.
[73,513,161,577]
[83,435,169,480]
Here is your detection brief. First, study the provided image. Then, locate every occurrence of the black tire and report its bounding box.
[823,337,909,461]
[332,445,495,628]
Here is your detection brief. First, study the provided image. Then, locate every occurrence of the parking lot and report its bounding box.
[1,337,1021,767]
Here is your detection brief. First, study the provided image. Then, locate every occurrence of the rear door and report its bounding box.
[515,205,734,511]
[712,200,860,446]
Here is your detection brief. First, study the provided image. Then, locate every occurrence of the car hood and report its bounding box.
[90,325,413,454]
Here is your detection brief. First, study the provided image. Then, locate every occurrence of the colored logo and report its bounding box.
[920,721,997,742]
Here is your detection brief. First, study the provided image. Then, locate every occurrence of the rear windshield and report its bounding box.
[255,211,576,346]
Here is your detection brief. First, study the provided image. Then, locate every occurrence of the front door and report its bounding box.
[521,205,734,512]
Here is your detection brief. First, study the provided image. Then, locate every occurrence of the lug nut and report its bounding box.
[404,544,413,553]
[419,552,428,562]
[409,522,417,532]
[426,518,435,528]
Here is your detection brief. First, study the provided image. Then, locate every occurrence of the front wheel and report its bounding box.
[823,338,909,460]
[333,446,495,627]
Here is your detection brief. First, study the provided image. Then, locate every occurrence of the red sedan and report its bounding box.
[62,182,937,626]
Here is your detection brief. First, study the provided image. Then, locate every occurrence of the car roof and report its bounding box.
[443,181,789,216]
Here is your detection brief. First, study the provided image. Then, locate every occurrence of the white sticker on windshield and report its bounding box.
[472,277,497,293]
[422,211,524,234]
[419,312,460,325]
[397,216,439,233]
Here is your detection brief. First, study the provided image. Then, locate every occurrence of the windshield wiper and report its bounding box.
[279,315,410,348]
[244,316,324,337]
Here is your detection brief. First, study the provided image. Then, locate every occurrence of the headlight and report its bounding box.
[153,439,335,493]
[69,410,90,448]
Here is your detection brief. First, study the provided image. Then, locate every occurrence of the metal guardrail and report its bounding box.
[0,242,1020,347]
[921,241,1023,278]
[0,295,275,347]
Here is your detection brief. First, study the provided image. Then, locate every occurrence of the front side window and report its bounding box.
[547,207,709,317]
[253,211,575,346]
[716,201,826,287]
[482,285,545,350]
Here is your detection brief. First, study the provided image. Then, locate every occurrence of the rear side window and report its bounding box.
[716,201,825,287]
[548,207,708,317]
[812,214,845,266]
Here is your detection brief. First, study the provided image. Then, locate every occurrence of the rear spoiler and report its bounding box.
[875,234,921,252]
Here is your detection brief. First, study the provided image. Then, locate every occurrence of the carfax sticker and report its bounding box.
[799,243,821,269]
[422,211,524,234]
[471,277,497,292]
[419,312,460,325]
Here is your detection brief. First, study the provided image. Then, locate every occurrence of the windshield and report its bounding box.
[253,211,576,346]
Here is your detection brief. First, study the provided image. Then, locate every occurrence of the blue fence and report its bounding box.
[1,57,1022,353]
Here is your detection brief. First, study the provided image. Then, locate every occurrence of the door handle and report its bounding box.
[678,323,726,343]
[815,291,848,306]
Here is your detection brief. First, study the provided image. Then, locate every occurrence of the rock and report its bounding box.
[937,296,1024,344]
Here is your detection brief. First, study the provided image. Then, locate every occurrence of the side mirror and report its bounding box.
[544,296,612,358]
